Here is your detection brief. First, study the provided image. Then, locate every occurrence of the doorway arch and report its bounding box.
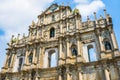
[44,48,58,68]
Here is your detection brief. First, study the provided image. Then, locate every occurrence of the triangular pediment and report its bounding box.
[44,4,59,14]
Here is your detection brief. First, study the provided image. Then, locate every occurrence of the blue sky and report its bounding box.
[0,0,120,70]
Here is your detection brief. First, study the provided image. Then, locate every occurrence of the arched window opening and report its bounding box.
[52,15,55,21]
[87,45,96,62]
[29,53,33,63]
[105,41,112,50]
[50,28,55,38]
[48,50,57,67]
[18,58,23,71]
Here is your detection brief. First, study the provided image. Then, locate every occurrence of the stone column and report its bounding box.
[24,47,29,65]
[66,19,69,32]
[60,8,62,19]
[113,63,120,80]
[66,37,70,59]
[59,39,62,58]
[79,41,83,57]
[66,7,69,17]
[33,45,36,65]
[37,47,41,68]
[38,47,44,68]
[98,33,105,59]
[66,73,71,80]
[10,53,15,68]
[76,35,80,56]
[29,73,31,80]
[41,27,43,38]
[36,27,39,39]
[78,67,83,80]
[78,72,83,80]
[59,75,62,80]
[29,30,32,41]
[105,69,110,80]
[35,77,38,80]
[59,38,63,65]
[58,68,62,80]
[99,67,106,80]
[110,30,118,49]
[35,71,39,80]
[75,16,79,30]
[43,15,46,24]
[66,67,71,80]
[39,47,45,68]
[60,21,63,34]
[76,34,83,62]
[107,27,119,56]
[98,35,104,51]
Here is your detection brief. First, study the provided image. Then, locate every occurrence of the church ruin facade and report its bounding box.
[0,3,120,80]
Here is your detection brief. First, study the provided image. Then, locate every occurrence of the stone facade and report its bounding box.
[0,3,120,80]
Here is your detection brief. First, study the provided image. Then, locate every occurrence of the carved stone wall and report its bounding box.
[0,3,120,80]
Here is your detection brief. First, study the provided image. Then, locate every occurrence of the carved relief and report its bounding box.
[101,30,109,39]
[62,41,66,54]
[1,3,119,80]
[70,37,76,45]
[55,14,60,21]
[16,48,25,56]
[62,10,66,18]
[88,21,95,27]
[38,28,42,38]
[43,31,48,40]
[81,33,94,41]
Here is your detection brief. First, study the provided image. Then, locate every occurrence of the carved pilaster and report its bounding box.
[66,67,71,80]
[35,71,40,80]
[109,29,119,56]
[108,28,118,48]
[59,37,64,65]
[66,36,71,64]
[104,68,110,80]
[75,34,83,62]
[25,46,29,63]
[10,50,16,70]
[38,47,44,68]
[60,8,62,19]
[66,36,70,57]
[76,34,80,55]
[32,44,37,67]
[60,21,63,34]
[36,27,39,39]
[103,64,110,80]
[28,73,31,80]
[112,62,120,80]
[66,6,69,17]
[66,19,69,32]
[96,29,104,52]
[78,67,83,80]
[75,15,79,31]
[58,67,62,80]
[96,66,105,80]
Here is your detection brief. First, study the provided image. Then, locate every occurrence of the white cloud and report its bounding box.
[0,0,53,71]
[0,0,53,35]
[74,0,89,4]
[74,0,105,18]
